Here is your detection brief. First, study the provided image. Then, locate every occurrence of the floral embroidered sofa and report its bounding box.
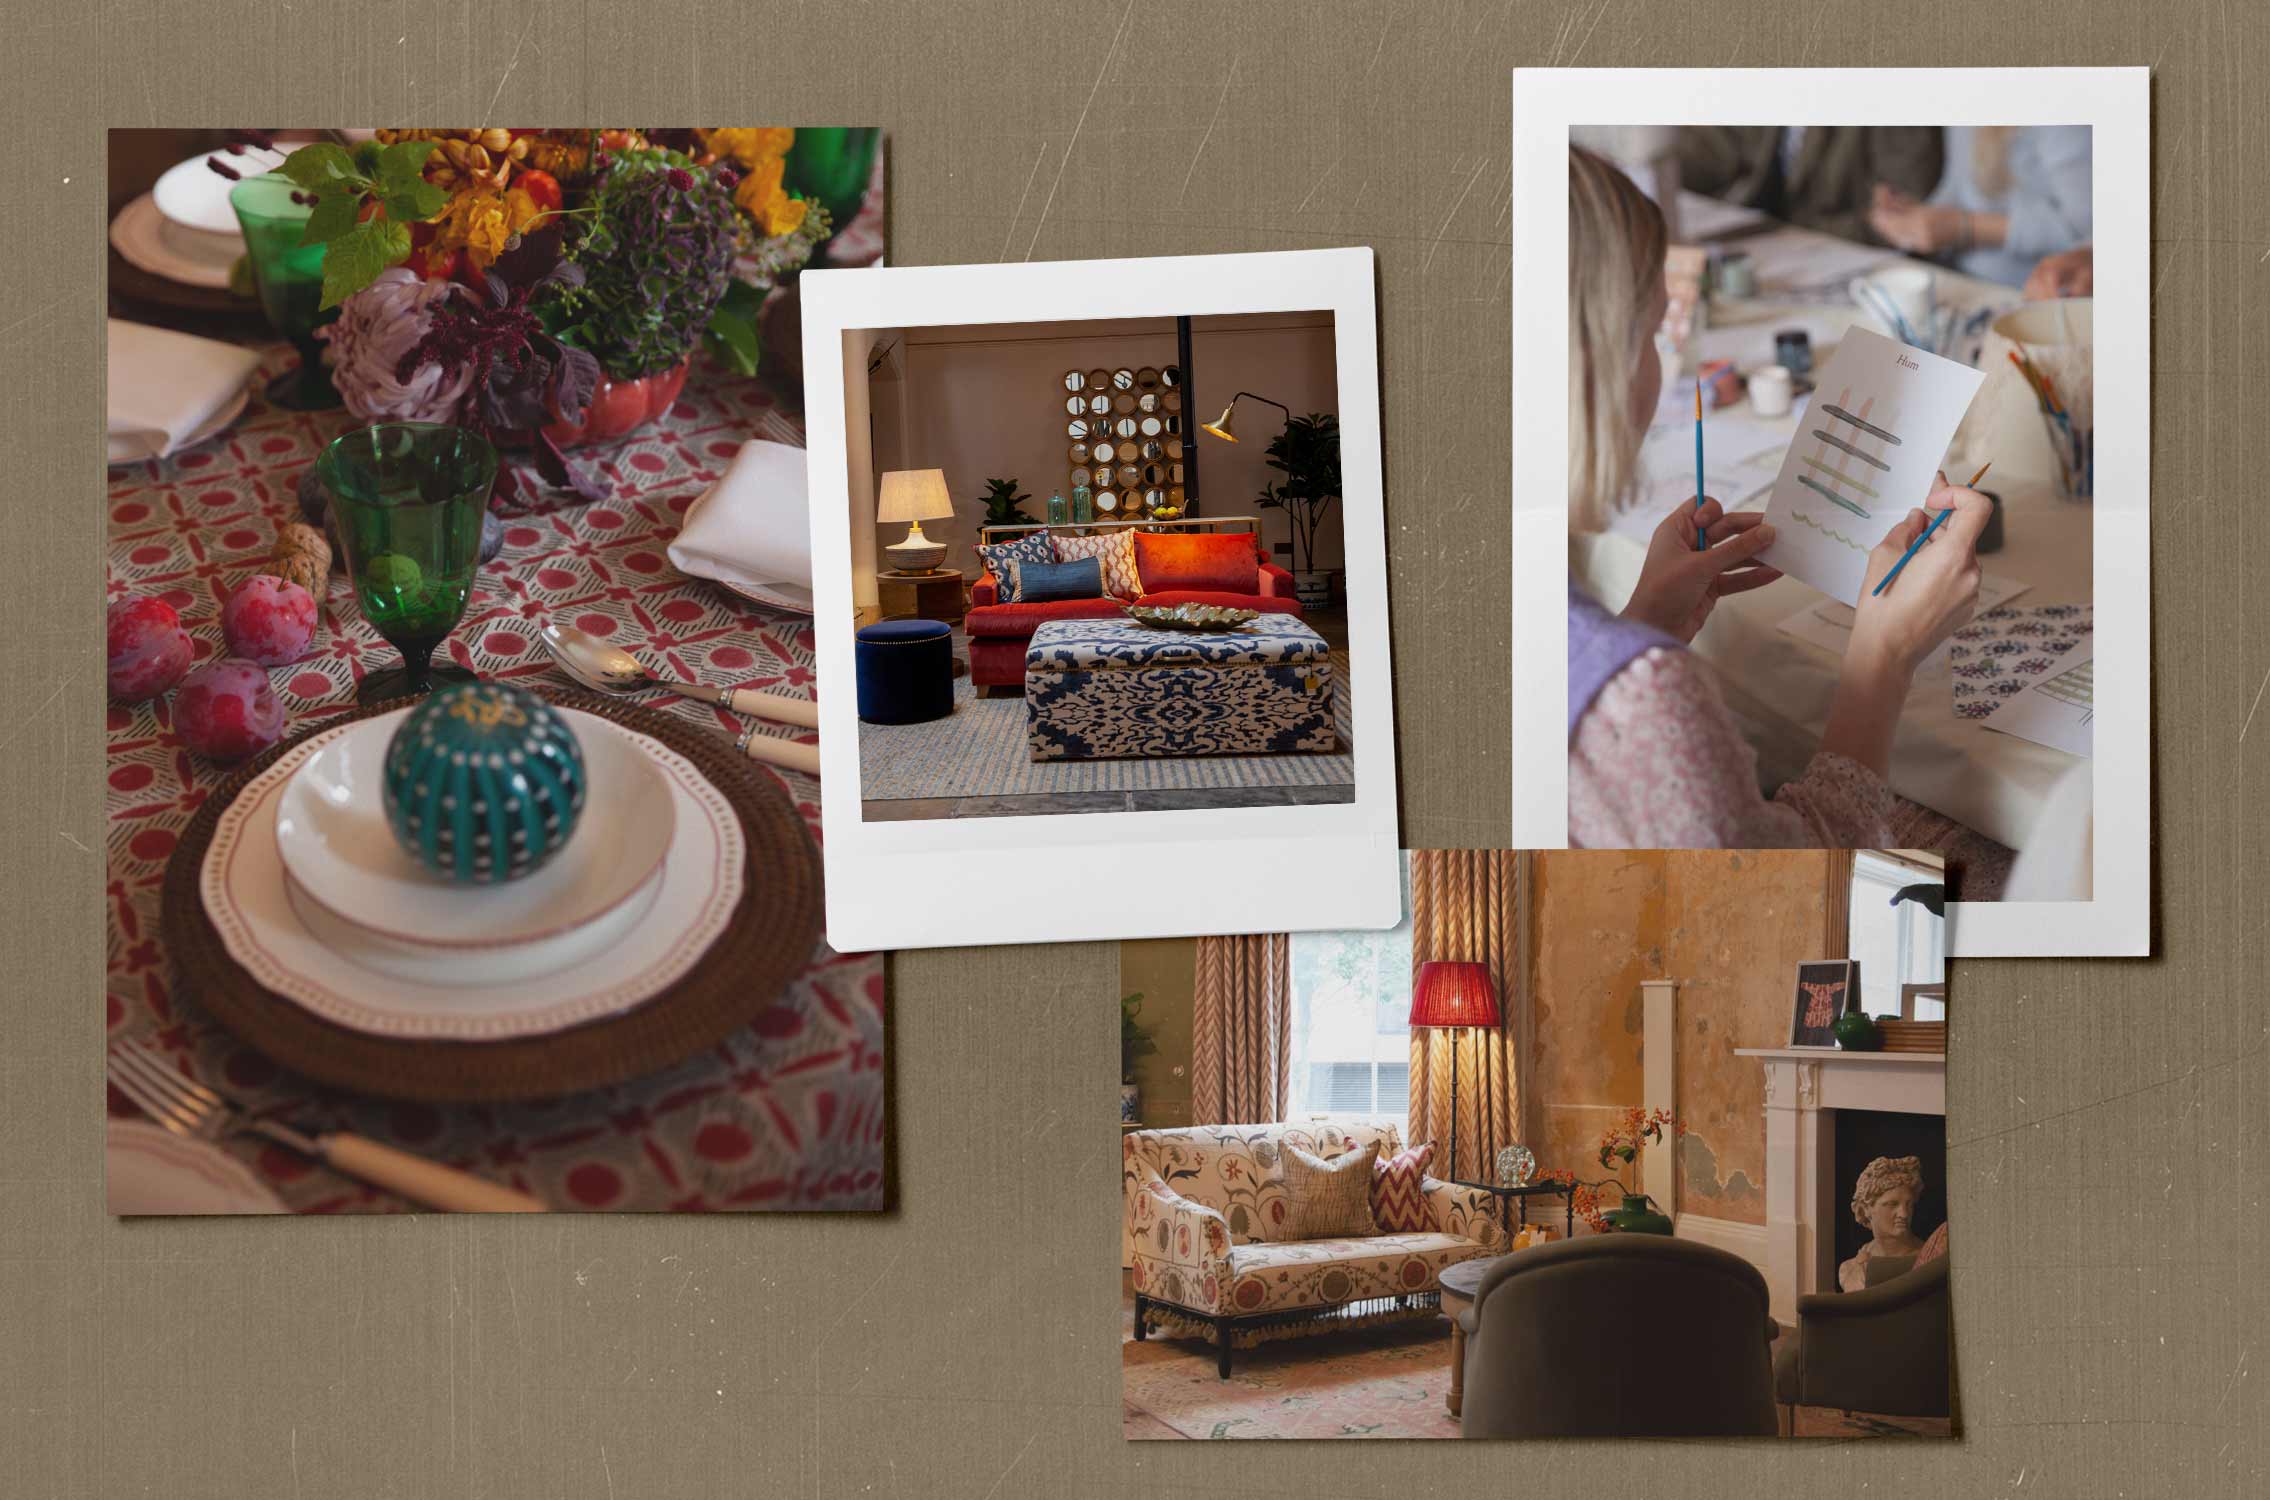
[1122,1122,1505,1376]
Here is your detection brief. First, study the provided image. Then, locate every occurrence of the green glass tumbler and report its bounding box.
[228,173,342,410]
[317,423,496,703]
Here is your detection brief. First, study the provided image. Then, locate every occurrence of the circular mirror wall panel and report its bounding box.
[1088,394,1109,415]
[1068,418,1089,440]
[1140,439,1163,461]
[1095,490,1119,512]
[1063,370,1085,392]
[1161,365,1181,387]
[1136,366,1160,388]
[1137,392,1160,413]
[1113,392,1136,414]
[1139,416,1162,437]
[1143,488,1165,511]
[1087,368,1111,390]
[1142,463,1164,485]
[1115,463,1139,488]
[1070,467,1091,489]
[1064,395,1084,415]
[1164,415,1183,435]
[1169,462,1185,484]
[1166,484,1185,506]
[1092,440,1116,463]
[1069,442,1090,464]
[1163,391,1182,412]
[1112,368,1135,390]
[1115,417,1138,438]
[1166,438,1185,459]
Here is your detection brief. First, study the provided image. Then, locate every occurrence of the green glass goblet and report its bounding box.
[317,423,497,703]
[228,173,343,410]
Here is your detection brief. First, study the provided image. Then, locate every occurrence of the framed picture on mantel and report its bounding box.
[1789,959,1861,1048]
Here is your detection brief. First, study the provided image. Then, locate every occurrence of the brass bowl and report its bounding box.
[1122,603,1260,632]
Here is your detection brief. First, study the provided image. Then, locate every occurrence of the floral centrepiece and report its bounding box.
[1539,1107,1686,1234]
[279,128,838,503]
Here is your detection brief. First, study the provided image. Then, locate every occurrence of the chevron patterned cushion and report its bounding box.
[1049,529,1142,600]
[1278,1141,1380,1241]
[1369,1141,1434,1233]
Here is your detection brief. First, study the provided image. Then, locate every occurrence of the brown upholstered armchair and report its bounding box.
[1457,1234,1780,1438]
[1772,1253,1951,1431]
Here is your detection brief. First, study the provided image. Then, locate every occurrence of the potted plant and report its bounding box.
[1121,992,1158,1124]
[978,477,1033,528]
[1257,411,1342,608]
[1538,1107,1685,1235]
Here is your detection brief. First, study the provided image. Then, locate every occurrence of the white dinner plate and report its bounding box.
[106,1119,285,1215]
[204,715,744,1041]
[274,707,676,951]
[109,192,236,289]
[107,386,249,467]
[717,578,815,615]
[152,145,284,237]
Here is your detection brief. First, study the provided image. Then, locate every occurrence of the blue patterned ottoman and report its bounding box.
[1024,614,1337,761]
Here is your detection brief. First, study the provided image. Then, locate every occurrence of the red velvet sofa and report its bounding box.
[964,530,1303,690]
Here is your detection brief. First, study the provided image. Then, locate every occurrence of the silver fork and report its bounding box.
[107,1037,545,1213]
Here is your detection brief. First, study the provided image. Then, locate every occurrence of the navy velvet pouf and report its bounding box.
[856,618,956,725]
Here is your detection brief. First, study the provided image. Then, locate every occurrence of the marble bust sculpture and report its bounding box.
[1838,1154,1926,1292]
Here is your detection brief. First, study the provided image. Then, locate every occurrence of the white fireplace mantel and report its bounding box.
[1734,1046,1945,1322]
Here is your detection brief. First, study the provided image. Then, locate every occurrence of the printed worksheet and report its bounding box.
[1982,636,2094,757]
[1757,327,1985,605]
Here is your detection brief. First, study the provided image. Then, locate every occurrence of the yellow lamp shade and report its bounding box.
[1200,405,1238,442]
[876,468,953,524]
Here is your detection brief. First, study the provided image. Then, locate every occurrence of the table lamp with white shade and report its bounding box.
[877,468,953,574]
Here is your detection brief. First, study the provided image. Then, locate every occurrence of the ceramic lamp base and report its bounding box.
[884,538,948,573]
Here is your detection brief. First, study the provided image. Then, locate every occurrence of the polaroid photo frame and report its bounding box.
[1510,67,2150,956]
[802,248,1401,951]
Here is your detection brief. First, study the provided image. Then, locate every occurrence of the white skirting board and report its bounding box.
[1675,1213,1771,1279]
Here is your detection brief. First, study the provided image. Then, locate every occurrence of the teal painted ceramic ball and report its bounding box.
[381,682,586,884]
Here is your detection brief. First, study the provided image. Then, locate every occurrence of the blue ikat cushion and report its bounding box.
[973,530,1055,603]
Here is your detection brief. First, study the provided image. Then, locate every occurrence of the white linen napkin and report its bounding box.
[106,319,262,462]
[666,440,813,605]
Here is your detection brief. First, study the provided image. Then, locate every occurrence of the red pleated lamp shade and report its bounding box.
[1407,960,1501,1030]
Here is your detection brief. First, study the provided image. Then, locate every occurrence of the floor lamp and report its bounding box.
[1407,960,1502,1183]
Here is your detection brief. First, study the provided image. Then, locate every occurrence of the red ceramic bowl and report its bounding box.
[539,360,689,448]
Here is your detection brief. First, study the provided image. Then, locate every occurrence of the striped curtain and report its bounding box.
[1823,848,1855,957]
[1190,933,1292,1123]
[1407,850,1525,1182]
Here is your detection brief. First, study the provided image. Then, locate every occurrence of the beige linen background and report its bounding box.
[4,3,2265,1495]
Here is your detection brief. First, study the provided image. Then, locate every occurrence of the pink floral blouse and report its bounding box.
[1569,646,1894,849]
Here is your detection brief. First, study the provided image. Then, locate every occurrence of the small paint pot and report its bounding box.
[1774,328,1813,377]
[1748,364,1795,417]
[1973,489,2005,554]
[1716,252,1756,299]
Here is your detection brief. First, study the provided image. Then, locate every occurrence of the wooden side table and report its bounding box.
[877,569,966,623]
[1437,1255,1501,1420]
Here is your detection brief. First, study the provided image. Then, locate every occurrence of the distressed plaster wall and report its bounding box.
[1119,936,1198,1129]
[1525,851,1831,1225]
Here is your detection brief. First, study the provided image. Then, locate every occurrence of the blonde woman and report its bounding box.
[1566,146,1991,849]
[1868,125,2093,289]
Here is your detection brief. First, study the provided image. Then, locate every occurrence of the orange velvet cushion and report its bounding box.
[1132,531,1261,596]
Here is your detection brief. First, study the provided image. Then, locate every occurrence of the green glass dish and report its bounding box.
[317,423,497,703]
[1602,1191,1674,1236]
[228,173,342,410]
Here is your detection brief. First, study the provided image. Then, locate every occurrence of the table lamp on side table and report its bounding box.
[878,468,953,574]
[1408,960,1501,1183]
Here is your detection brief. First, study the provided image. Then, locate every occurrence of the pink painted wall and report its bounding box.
[855,312,1343,592]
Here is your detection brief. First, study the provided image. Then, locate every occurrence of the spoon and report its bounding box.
[537,623,819,728]
[536,624,821,778]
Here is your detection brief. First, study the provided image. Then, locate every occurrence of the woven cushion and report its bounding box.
[1132,531,1261,595]
[1279,1142,1380,1241]
[1008,556,1102,603]
[1050,529,1142,600]
[1370,1141,1434,1233]
[972,531,1054,602]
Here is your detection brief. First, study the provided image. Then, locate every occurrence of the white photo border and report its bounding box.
[1510,67,2150,956]
[802,248,1401,951]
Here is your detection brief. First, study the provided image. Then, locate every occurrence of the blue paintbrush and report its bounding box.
[1871,461,1989,597]
[1693,380,1706,551]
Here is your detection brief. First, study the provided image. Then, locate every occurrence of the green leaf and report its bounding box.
[278,143,365,192]
[382,177,448,225]
[376,139,438,189]
[319,218,412,310]
[297,192,363,248]
[703,306,763,376]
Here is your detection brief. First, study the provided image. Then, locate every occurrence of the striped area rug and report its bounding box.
[859,650,1354,801]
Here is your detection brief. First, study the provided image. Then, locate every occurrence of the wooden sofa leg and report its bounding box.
[1131,1294,1147,1341]
[1216,1317,1233,1378]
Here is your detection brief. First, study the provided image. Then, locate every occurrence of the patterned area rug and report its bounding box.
[1121,1303,1950,1440]
[859,647,1353,800]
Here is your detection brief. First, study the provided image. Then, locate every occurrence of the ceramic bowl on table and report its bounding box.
[1122,603,1260,632]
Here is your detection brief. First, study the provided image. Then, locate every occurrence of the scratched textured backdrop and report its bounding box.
[4,3,2266,1496]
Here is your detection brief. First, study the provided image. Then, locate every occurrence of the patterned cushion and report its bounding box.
[972,530,1054,602]
[1050,529,1142,599]
[1007,556,1102,603]
[1123,1123,1402,1244]
[1279,1142,1380,1240]
[1224,1231,1491,1314]
[1133,530,1261,594]
[1370,1141,1434,1233]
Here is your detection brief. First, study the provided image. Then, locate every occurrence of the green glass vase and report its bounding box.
[1832,1010,1884,1051]
[228,173,342,410]
[317,423,496,703]
[784,127,881,253]
[1603,1191,1674,1235]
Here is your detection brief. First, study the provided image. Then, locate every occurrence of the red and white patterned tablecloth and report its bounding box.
[103,347,885,1213]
